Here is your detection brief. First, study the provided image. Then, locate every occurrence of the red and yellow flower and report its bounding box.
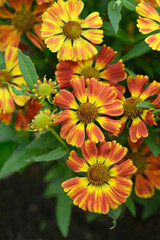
[54,76,123,147]
[41,0,103,61]
[136,0,159,8]
[0,98,42,131]
[124,137,160,198]
[136,0,160,51]
[0,46,30,114]
[118,75,160,143]
[36,0,54,4]
[62,140,136,214]
[0,0,5,7]
[56,44,126,89]
[0,0,49,51]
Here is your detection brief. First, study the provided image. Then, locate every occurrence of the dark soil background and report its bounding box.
[0,164,160,240]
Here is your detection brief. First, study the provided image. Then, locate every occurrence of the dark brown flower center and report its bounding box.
[77,102,98,123]
[123,97,144,119]
[87,163,109,186]
[0,70,11,87]
[81,67,100,80]
[127,152,148,175]
[63,21,81,39]
[12,10,35,32]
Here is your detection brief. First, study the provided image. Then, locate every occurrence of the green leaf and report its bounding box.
[144,132,160,157]
[108,206,121,229]
[102,22,133,43]
[153,109,160,114]
[136,101,156,109]
[108,1,122,34]
[44,179,62,197]
[133,192,160,219]
[27,132,61,150]
[0,123,27,142]
[0,148,46,179]
[56,189,72,237]
[33,147,67,162]
[122,41,150,62]
[121,0,137,11]
[0,51,5,69]
[0,141,18,169]
[125,196,136,216]
[125,68,136,78]
[18,50,38,90]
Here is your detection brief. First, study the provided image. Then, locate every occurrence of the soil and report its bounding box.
[0,164,160,240]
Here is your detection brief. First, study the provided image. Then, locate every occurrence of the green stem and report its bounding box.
[48,126,69,153]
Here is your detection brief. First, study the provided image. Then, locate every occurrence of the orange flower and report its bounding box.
[0,0,49,50]
[54,77,123,147]
[136,0,160,51]
[118,75,160,143]
[124,137,160,198]
[0,98,42,131]
[0,46,30,114]
[0,0,5,7]
[36,0,54,4]
[62,140,136,214]
[56,44,126,90]
[136,0,158,7]
[41,0,103,61]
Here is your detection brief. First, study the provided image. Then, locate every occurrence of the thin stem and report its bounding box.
[48,126,69,153]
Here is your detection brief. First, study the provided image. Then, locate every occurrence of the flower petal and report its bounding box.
[57,38,74,60]
[66,122,85,147]
[140,80,160,99]
[70,76,87,103]
[81,140,98,165]
[95,44,117,71]
[72,37,97,61]
[81,12,103,28]
[135,174,154,198]
[127,74,149,97]
[137,16,160,34]
[82,29,103,44]
[136,1,160,22]
[129,117,148,143]
[66,0,84,20]
[67,150,89,172]
[100,60,125,83]
[96,116,122,134]
[54,90,79,109]
[44,34,66,53]
[86,122,105,143]
[145,32,160,51]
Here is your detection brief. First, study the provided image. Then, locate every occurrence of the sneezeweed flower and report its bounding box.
[0,0,49,51]
[118,75,160,143]
[33,76,57,102]
[0,0,5,7]
[124,137,160,198]
[0,46,30,114]
[56,44,126,89]
[54,77,123,147]
[136,0,160,51]
[136,0,158,7]
[30,109,55,132]
[62,140,136,214]
[41,0,103,61]
[36,0,54,4]
[0,98,42,131]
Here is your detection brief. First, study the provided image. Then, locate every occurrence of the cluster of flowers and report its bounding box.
[0,0,160,215]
